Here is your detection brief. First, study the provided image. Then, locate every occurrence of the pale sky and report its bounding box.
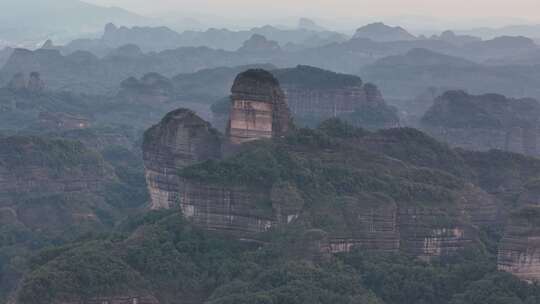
[84,0,540,21]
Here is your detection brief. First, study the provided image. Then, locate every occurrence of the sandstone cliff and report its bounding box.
[499,206,540,282]
[227,69,292,146]
[145,115,498,259]
[420,90,540,157]
[143,69,501,260]
[211,66,399,132]
[143,109,221,210]
[274,65,399,129]
[118,73,174,104]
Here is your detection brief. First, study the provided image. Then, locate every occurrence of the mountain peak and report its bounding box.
[354,22,416,42]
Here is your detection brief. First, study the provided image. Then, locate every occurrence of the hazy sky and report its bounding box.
[85,0,540,21]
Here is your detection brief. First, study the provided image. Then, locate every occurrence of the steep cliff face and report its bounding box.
[118,73,174,104]
[274,66,399,129]
[143,70,296,235]
[175,125,496,258]
[421,91,540,157]
[143,109,221,210]
[499,207,540,282]
[227,69,292,145]
[328,194,399,253]
[144,77,500,259]
[177,182,275,234]
[398,207,475,260]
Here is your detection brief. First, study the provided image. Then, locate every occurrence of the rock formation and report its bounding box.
[238,34,281,54]
[118,73,174,104]
[431,30,481,46]
[143,108,221,209]
[353,22,417,42]
[398,207,475,260]
[226,69,292,145]
[208,66,399,131]
[273,65,399,129]
[144,70,297,234]
[143,109,280,234]
[421,91,540,157]
[144,70,498,260]
[498,206,540,282]
[328,194,400,253]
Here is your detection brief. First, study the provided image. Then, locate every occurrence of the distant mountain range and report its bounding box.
[457,24,540,40]
[59,22,348,54]
[354,22,417,42]
[0,0,149,45]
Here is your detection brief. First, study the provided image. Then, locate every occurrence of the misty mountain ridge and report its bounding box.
[62,22,348,53]
[354,22,417,41]
[0,0,149,45]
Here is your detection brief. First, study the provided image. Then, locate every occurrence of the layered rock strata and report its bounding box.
[143,109,221,210]
[144,70,492,259]
[274,66,399,129]
[329,194,400,253]
[498,207,540,282]
[421,91,540,157]
[227,69,292,145]
[178,182,274,234]
[398,207,475,260]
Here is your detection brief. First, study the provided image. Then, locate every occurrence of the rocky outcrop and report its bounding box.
[177,182,275,234]
[329,194,399,253]
[457,183,500,227]
[118,73,174,104]
[353,22,417,42]
[274,66,399,129]
[206,66,400,131]
[143,109,221,209]
[421,91,540,157]
[143,107,295,235]
[227,69,292,145]
[238,34,281,54]
[144,71,497,259]
[398,207,476,260]
[498,206,540,282]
